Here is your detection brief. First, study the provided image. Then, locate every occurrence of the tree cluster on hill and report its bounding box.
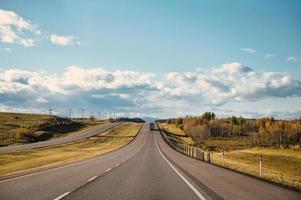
[166,112,301,148]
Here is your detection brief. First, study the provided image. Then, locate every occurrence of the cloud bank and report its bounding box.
[1,62,300,119]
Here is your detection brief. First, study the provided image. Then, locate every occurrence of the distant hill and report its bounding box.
[142,117,160,122]
[155,119,167,123]
[116,117,145,123]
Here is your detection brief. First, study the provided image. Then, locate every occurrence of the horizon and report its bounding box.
[0,1,301,119]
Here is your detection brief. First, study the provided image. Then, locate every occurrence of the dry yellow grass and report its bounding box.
[158,123,194,145]
[159,123,185,136]
[211,148,301,190]
[0,123,142,176]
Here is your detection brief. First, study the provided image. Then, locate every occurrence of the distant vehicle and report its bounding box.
[150,123,155,131]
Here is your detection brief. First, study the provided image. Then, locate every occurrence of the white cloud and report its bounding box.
[0,9,40,47]
[0,9,82,47]
[264,54,276,59]
[240,48,256,54]
[0,63,300,119]
[287,56,298,62]
[50,34,79,46]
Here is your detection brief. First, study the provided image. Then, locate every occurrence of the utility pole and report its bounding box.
[81,109,85,120]
[98,112,101,120]
[48,108,54,116]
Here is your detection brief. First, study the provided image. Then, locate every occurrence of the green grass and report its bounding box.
[0,112,106,146]
[0,123,142,176]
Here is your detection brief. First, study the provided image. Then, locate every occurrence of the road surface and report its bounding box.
[0,123,300,200]
[0,122,120,153]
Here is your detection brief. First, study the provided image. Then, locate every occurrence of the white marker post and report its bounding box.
[259,155,263,177]
[222,150,225,166]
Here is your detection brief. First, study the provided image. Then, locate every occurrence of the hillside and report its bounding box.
[0,112,88,146]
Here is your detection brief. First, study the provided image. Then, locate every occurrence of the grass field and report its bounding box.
[212,148,301,189]
[198,137,251,151]
[0,112,105,146]
[159,122,301,190]
[0,123,142,176]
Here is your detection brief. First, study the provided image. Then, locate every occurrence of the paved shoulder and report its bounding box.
[0,122,120,153]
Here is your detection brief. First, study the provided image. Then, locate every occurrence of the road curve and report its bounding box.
[0,122,121,153]
[0,123,300,200]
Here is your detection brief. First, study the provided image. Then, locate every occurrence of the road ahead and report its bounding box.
[0,122,120,153]
[0,123,300,200]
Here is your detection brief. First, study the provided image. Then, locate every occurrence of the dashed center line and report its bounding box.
[106,168,112,172]
[115,163,120,167]
[88,176,98,182]
[54,192,70,200]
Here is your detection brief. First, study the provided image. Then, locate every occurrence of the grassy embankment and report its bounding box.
[158,123,194,145]
[0,123,141,176]
[159,123,301,190]
[0,112,107,146]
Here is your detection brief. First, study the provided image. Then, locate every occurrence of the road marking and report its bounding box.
[54,192,70,200]
[88,176,98,182]
[115,163,120,167]
[154,135,207,200]
[106,168,112,172]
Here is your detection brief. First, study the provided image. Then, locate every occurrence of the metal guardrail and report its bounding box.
[156,123,215,163]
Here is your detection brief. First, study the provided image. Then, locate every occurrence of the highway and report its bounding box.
[0,123,300,200]
[0,122,120,153]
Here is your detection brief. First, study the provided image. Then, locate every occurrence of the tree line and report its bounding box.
[166,112,301,149]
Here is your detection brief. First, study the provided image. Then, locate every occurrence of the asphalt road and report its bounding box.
[0,122,120,153]
[0,123,300,200]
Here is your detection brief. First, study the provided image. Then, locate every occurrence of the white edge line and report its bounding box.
[88,176,98,182]
[54,192,70,200]
[154,135,207,200]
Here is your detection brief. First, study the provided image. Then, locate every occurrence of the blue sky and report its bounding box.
[0,0,300,118]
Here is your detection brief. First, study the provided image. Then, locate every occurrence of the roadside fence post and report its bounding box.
[207,152,211,163]
[259,155,263,177]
